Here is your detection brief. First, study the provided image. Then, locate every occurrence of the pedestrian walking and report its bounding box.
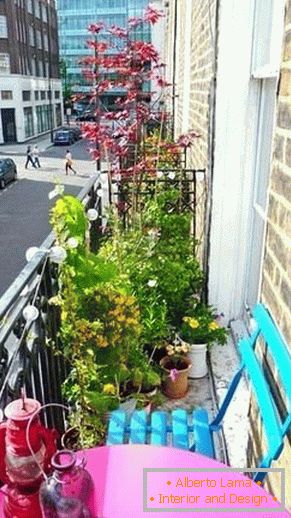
[65,149,77,175]
[25,146,36,169]
[32,145,41,168]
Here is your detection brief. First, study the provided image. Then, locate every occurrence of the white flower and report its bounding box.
[67,237,78,249]
[147,228,161,239]
[157,170,164,178]
[87,208,98,221]
[23,305,39,323]
[49,246,67,264]
[25,246,40,262]
[48,184,64,200]
[168,171,176,180]
[147,279,157,288]
[97,189,103,197]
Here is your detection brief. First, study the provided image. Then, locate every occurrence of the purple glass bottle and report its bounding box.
[39,450,93,518]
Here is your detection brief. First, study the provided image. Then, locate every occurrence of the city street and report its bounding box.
[0,137,98,295]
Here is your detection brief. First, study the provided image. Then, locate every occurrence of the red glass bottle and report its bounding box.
[39,450,93,518]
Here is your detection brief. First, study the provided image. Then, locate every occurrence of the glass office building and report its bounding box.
[57,0,150,112]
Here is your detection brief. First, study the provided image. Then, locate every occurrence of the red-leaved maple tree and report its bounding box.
[76,3,199,186]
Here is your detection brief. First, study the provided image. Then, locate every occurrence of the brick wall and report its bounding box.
[257,0,291,507]
[261,0,291,347]
[164,0,217,263]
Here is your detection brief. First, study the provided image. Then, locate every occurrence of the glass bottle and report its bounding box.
[39,450,93,518]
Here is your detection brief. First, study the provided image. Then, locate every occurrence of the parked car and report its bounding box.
[53,129,75,145]
[0,158,17,189]
[60,126,82,141]
[76,111,97,122]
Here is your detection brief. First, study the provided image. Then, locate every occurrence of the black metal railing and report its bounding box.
[0,175,102,432]
[108,168,206,242]
[0,167,206,432]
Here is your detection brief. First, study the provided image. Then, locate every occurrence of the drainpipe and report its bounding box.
[204,0,220,303]
[171,0,178,140]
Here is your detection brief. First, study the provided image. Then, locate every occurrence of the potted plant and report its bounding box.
[180,303,229,378]
[159,342,191,399]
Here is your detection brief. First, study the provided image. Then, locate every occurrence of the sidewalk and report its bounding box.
[0,133,53,156]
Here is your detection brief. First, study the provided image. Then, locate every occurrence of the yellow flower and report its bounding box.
[183,316,190,323]
[189,318,199,329]
[209,321,220,330]
[98,336,109,348]
[103,384,116,395]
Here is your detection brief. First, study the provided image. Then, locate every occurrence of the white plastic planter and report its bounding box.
[188,342,208,378]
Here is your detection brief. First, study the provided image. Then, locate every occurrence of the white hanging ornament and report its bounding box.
[23,305,39,323]
[25,247,40,262]
[49,246,67,264]
[87,208,98,221]
[67,237,78,249]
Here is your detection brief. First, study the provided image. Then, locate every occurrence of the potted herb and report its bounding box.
[180,303,229,378]
[160,342,191,399]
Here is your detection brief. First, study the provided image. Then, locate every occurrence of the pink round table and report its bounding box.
[84,445,290,517]
[0,445,290,517]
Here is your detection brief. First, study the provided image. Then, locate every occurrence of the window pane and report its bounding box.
[24,107,34,137]
[0,15,8,38]
[22,90,31,101]
[1,90,13,100]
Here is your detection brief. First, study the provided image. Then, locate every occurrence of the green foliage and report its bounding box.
[181,303,229,346]
[50,195,87,244]
[99,189,204,345]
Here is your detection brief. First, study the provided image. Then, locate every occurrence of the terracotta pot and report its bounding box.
[160,356,191,399]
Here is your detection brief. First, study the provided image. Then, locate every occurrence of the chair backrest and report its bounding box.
[211,303,291,476]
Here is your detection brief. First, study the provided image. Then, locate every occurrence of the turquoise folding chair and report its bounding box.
[107,304,291,482]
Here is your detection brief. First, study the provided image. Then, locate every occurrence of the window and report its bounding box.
[47,90,52,100]
[36,30,42,49]
[29,26,34,46]
[1,90,13,100]
[251,0,285,77]
[40,90,46,100]
[22,90,31,101]
[0,53,10,73]
[32,57,36,76]
[244,0,286,306]
[0,15,8,38]
[55,90,60,99]
[42,4,47,22]
[24,107,34,137]
[35,90,39,100]
[44,33,48,51]
[35,1,41,18]
[27,0,33,13]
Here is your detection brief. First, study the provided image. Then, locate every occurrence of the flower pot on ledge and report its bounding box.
[160,356,191,399]
[187,341,208,379]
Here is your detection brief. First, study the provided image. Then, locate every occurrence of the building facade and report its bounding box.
[57,0,157,113]
[164,0,290,507]
[0,0,62,143]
